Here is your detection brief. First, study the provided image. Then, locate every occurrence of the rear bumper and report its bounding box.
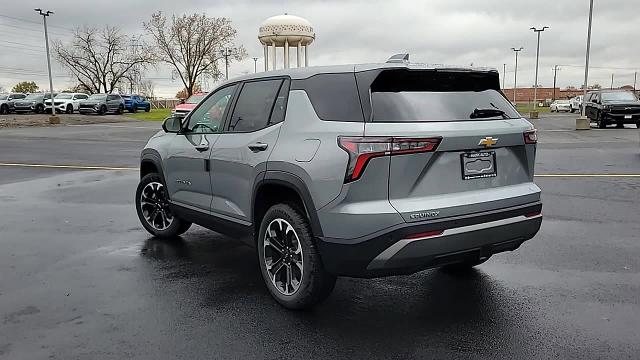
[317,202,542,278]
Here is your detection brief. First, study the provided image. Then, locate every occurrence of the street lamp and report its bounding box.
[577,0,594,130]
[530,26,549,115]
[220,48,235,80]
[252,57,258,73]
[511,47,523,104]
[34,8,57,123]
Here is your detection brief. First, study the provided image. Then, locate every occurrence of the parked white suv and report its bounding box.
[45,93,89,114]
[570,95,583,113]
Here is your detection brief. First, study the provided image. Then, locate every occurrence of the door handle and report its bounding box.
[248,142,268,152]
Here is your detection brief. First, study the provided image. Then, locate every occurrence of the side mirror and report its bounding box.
[162,116,182,133]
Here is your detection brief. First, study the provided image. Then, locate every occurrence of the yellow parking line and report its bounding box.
[0,163,137,171]
[535,174,640,177]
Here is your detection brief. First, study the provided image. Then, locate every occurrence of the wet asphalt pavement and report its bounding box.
[1,115,639,359]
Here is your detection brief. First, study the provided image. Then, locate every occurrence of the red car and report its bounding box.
[173,92,208,118]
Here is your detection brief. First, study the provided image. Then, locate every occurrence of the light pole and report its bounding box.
[34,8,57,123]
[220,48,235,80]
[577,0,594,130]
[530,26,549,115]
[252,57,258,73]
[511,47,523,103]
[502,64,506,89]
[552,65,561,101]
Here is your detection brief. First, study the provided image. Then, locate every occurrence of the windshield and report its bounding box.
[25,94,43,100]
[89,94,107,100]
[601,92,638,102]
[186,94,206,104]
[56,94,72,99]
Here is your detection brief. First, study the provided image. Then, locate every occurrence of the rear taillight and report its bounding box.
[524,129,537,144]
[338,136,442,182]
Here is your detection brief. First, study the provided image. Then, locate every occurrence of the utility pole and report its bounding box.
[34,8,56,123]
[252,57,258,73]
[552,65,560,101]
[502,64,506,89]
[634,72,637,93]
[511,47,523,103]
[530,26,549,114]
[221,48,234,80]
[580,0,594,120]
[129,37,142,94]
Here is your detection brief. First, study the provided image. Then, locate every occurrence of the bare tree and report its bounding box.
[54,26,153,94]
[144,12,245,97]
[138,79,156,99]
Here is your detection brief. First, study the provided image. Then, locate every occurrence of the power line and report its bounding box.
[0,22,69,37]
[0,14,73,32]
[0,40,44,49]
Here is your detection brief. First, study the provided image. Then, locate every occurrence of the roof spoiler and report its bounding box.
[386,53,409,64]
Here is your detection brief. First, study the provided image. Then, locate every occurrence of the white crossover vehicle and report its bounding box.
[45,93,90,114]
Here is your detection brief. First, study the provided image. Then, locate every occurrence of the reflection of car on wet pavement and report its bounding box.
[135,57,542,309]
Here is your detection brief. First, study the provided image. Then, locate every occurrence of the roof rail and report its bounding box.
[386,53,409,64]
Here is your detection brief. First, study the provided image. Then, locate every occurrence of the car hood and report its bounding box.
[80,101,102,106]
[603,100,640,106]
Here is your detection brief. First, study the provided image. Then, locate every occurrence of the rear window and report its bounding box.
[370,69,519,122]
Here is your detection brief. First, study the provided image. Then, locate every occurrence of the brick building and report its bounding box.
[503,86,639,104]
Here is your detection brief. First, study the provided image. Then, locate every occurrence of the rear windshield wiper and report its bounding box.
[470,108,507,119]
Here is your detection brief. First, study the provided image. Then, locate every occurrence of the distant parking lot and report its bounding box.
[0,113,639,359]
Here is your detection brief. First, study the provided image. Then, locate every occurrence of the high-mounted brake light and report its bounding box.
[338,136,442,182]
[524,129,537,144]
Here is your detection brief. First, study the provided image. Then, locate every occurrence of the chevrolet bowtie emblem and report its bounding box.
[478,137,498,147]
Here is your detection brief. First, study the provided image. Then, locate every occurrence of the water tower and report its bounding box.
[258,14,315,71]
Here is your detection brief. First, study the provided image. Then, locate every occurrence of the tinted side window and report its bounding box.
[269,80,290,125]
[227,79,282,132]
[292,73,363,122]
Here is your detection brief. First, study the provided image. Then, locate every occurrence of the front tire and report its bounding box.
[99,105,107,115]
[0,104,8,114]
[258,204,336,310]
[35,104,44,114]
[135,173,191,238]
[144,105,151,112]
[131,105,138,113]
[597,113,607,129]
[66,104,73,114]
[116,105,124,114]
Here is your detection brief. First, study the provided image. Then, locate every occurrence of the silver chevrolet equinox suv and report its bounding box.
[136,55,542,309]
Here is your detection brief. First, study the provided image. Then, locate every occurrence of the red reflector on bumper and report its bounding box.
[525,211,542,218]
[404,230,444,240]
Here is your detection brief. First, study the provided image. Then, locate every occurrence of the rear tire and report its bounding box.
[145,105,150,112]
[635,122,640,129]
[131,105,138,113]
[135,173,192,238]
[258,203,336,310]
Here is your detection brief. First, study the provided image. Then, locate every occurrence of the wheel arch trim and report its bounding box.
[253,171,324,237]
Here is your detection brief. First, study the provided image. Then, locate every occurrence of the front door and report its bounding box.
[164,84,238,212]
[210,78,289,223]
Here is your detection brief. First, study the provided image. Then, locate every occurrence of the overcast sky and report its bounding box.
[2,0,639,97]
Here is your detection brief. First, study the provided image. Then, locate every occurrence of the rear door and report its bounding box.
[210,78,288,223]
[359,69,539,222]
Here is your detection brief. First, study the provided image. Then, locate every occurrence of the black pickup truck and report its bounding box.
[584,90,640,128]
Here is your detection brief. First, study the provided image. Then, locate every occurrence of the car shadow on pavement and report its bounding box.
[137,232,538,355]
